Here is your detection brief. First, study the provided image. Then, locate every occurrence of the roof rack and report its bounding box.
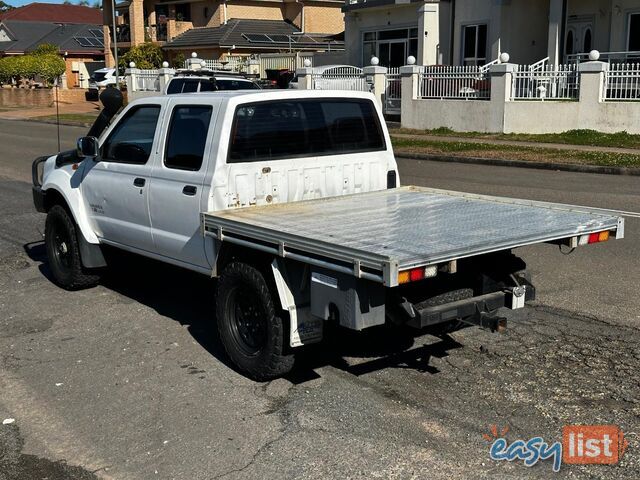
[174,68,248,78]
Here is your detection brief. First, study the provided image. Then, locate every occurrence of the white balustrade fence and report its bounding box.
[604,63,640,101]
[511,64,579,101]
[311,66,369,91]
[135,69,160,91]
[384,67,401,114]
[185,57,248,73]
[418,66,491,100]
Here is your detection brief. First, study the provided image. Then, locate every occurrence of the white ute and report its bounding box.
[32,89,625,380]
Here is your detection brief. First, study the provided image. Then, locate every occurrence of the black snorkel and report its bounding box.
[87,87,124,138]
[55,87,124,168]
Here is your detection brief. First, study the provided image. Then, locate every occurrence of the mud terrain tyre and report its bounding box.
[216,262,294,381]
[45,205,100,290]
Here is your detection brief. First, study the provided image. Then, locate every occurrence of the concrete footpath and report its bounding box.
[0,102,100,121]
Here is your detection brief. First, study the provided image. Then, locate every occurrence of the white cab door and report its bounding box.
[148,103,217,268]
[81,104,163,252]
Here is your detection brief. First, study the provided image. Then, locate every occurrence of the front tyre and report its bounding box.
[45,205,100,290]
[216,262,294,381]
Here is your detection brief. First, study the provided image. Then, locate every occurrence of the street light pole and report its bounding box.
[112,0,119,87]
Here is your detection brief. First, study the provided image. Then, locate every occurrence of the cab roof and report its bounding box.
[131,89,377,105]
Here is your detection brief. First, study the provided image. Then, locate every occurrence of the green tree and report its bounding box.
[32,43,60,56]
[172,52,186,69]
[0,1,14,13]
[0,51,65,86]
[119,42,164,71]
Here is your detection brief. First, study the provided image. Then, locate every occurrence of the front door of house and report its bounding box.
[566,17,594,58]
[378,41,406,68]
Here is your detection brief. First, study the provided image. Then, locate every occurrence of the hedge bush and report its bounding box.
[0,47,66,86]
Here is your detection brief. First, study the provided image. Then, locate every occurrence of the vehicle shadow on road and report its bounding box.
[24,243,467,383]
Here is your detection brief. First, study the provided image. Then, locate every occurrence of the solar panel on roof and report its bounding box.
[242,33,272,43]
[74,37,92,47]
[297,36,322,44]
[266,34,295,43]
[89,29,103,38]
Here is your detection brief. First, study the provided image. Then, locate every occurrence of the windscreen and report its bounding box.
[228,98,385,162]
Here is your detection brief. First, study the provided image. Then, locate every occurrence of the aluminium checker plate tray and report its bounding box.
[202,186,624,287]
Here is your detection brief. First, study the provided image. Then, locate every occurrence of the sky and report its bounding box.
[8,0,71,7]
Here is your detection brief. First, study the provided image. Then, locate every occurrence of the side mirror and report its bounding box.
[76,136,99,159]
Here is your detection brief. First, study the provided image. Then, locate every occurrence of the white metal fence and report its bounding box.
[186,57,248,73]
[511,64,579,101]
[135,69,160,91]
[418,66,491,100]
[311,66,369,91]
[604,63,640,101]
[384,67,401,114]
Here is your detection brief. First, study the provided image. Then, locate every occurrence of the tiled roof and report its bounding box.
[0,3,102,25]
[165,18,343,50]
[0,20,104,56]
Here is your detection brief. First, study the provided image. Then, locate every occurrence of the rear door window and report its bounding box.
[166,79,185,94]
[164,105,213,171]
[216,79,259,90]
[228,98,385,163]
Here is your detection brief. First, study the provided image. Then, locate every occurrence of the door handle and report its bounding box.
[133,177,146,187]
[182,185,197,196]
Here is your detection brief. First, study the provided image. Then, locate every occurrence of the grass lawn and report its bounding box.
[34,113,98,125]
[390,127,640,150]
[392,137,640,168]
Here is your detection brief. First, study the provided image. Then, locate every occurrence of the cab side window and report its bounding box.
[164,105,213,171]
[101,106,161,164]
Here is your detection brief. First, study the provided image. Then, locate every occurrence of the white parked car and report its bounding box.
[88,68,117,91]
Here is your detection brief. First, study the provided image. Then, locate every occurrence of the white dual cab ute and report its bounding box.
[32,89,625,380]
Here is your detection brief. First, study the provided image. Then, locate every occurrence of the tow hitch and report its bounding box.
[459,306,508,333]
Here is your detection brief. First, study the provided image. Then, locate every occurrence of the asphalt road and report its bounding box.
[0,119,638,479]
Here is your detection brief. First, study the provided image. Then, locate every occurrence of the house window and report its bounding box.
[175,3,191,22]
[462,24,487,66]
[361,28,419,67]
[629,13,640,51]
[584,28,592,53]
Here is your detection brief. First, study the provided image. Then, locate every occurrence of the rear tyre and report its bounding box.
[45,205,100,290]
[216,262,294,381]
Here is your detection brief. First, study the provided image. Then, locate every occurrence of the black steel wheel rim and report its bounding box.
[227,287,268,356]
[51,218,72,271]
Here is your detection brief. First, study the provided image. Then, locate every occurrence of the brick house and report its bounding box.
[0,3,105,88]
[103,0,345,66]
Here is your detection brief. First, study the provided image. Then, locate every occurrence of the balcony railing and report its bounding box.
[567,50,640,64]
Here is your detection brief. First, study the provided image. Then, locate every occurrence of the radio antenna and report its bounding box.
[55,76,61,152]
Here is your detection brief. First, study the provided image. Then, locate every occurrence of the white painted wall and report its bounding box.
[401,62,640,134]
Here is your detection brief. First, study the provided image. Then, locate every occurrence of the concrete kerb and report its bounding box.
[396,151,640,176]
